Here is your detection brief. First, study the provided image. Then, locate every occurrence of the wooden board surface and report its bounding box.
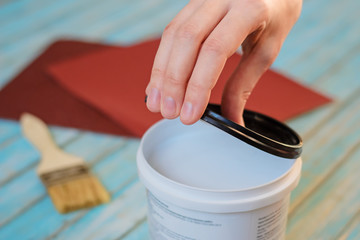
[0,0,359,239]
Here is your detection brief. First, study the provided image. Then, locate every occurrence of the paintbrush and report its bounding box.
[20,113,110,213]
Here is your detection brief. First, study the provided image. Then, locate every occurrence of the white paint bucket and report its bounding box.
[137,105,302,240]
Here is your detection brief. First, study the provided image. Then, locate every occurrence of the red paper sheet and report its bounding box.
[48,38,332,137]
[0,40,131,135]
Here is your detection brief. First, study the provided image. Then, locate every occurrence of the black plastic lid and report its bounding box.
[201,104,303,159]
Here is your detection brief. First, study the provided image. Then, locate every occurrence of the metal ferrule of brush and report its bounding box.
[40,165,89,187]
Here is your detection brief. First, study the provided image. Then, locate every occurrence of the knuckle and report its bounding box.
[255,0,270,20]
[202,37,227,56]
[259,46,279,67]
[241,90,252,102]
[151,67,165,78]
[177,23,200,41]
[240,0,270,22]
[163,22,177,40]
[165,71,184,87]
[187,81,209,93]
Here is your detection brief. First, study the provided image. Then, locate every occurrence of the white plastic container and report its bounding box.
[137,105,302,240]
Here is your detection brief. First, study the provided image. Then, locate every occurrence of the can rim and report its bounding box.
[201,104,303,159]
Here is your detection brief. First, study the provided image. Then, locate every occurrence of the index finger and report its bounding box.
[180,8,258,124]
[146,0,203,113]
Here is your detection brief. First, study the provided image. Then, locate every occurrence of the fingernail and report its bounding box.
[162,96,176,118]
[181,101,193,122]
[147,88,160,111]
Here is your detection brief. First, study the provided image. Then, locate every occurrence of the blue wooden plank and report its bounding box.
[284,23,359,84]
[78,0,168,41]
[0,0,166,86]
[0,132,127,227]
[0,0,104,82]
[2,0,155,55]
[287,53,360,138]
[0,68,15,89]
[286,97,360,235]
[287,139,360,239]
[0,0,88,38]
[105,0,186,44]
[47,126,83,146]
[280,0,350,57]
[313,52,360,98]
[53,182,146,240]
[289,90,360,202]
[0,180,84,238]
[0,125,81,185]
[0,0,35,21]
[0,182,145,240]
[277,0,340,58]
[347,225,360,240]
[0,138,42,185]
[0,0,128,87]
[122,221,149,240]
[0,139,143,239]
[0,119,21,144]
[273,0,360,83]
[337,213,360,239]
[0,169,46,227]
[92,139,140,191]
[0,0,121,47]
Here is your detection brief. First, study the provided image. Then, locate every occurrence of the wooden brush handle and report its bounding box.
[20,113,59,155]
[20,113,85,175]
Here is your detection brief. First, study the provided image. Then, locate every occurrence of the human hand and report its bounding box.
[145,0,302,125]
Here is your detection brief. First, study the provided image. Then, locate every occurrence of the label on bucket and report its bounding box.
[255,199,289,240]
[147,191,289,240]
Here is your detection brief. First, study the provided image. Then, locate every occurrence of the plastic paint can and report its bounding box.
[137,104,302,240]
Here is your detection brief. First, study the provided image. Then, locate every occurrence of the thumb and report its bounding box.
[221,37,280,125]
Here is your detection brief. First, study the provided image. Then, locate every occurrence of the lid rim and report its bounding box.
[201,104,303,159]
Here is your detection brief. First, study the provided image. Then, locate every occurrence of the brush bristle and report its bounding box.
[47,174,110,213]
